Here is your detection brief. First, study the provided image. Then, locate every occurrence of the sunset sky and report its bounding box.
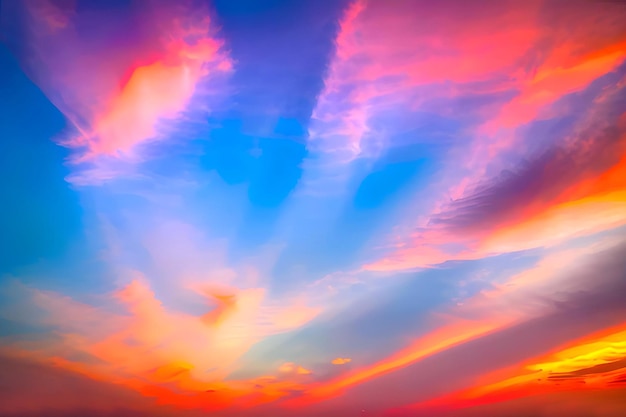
[1,0,626,416]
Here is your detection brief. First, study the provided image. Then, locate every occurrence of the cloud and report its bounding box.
[304,0,570,168]
[5,0,232,184]
[290,236,626,405]
[365,66,626,271]
[305,0,626,273]
[3,1,626,416]
[0,276,320,412]
[434,94,626,235]
[394,324,626,417]
[279,362,313,375]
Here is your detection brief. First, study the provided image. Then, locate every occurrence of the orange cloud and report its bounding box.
[292,319,503,405]
[332,357,352,365]
[365,128,626,272]
[415,322,626,413]
[0,277,320,411]
[293,239,624,404]
[279,362,313,375]
[481,41,626,143]
[481,191,626,254]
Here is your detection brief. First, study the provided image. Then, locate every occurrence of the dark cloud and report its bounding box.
[609,374,626,385]
[433,74,626,233]
[550,357,626,380]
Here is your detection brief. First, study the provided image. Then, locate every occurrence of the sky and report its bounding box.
[1,0,626,416]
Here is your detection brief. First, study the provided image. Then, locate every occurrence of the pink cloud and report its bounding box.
[307,0,543,163]
[303,0,626,252]
[13,1,232,184]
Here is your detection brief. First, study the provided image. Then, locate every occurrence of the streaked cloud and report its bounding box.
[5,0,232,184]
[1,0,625,416]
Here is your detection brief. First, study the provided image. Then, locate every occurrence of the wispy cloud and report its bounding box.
[2,1,626,416]
[0,275,319,411]
[290,236,626,406]
[10,0,232,185]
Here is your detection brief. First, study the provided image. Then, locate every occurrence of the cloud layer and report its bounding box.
[1,0,625,416]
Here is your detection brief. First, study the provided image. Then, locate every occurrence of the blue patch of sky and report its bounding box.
[188,0,350,259]
[0,46,93,290]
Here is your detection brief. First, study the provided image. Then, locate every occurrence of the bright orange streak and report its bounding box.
[491,43,626,131]
[366,131,626,271]
[298,235,626,407]
[482,190,626,254]
[415,322,626,412]
[562,152,626,201]
[482,133,626,253]
[291,318,507,404]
